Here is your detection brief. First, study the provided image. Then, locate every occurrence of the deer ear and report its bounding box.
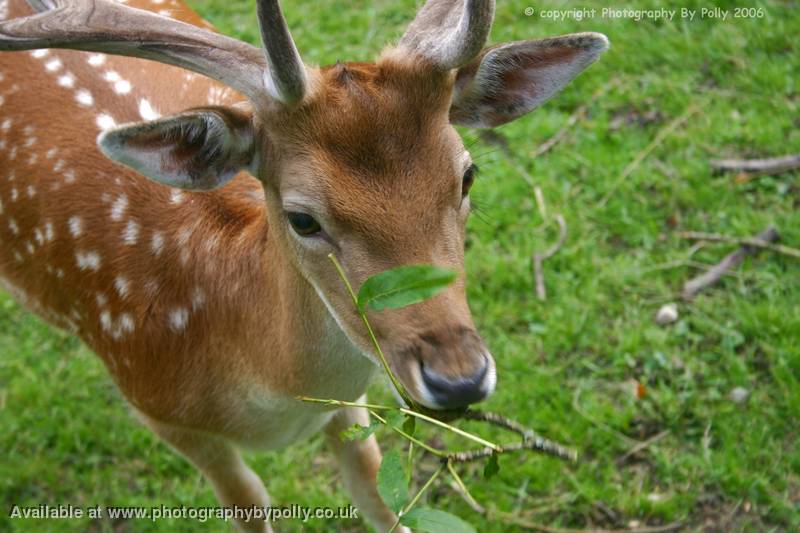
[98,107,256,190]
[450,33,609,128]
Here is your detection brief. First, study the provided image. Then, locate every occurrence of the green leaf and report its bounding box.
[400,507,475,533]
[402,415,416,437]
[339,421,380,442]
[483,452,500,479]
[384,410,405,429]
[357,265,458,312]
[377,451,408,513]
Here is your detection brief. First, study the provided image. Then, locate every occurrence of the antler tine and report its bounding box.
[256,0,307,104]
[399,0,495,70]
[0,0,268,103]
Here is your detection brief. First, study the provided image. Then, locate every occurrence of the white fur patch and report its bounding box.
[75,250,102,271]
[69,216,83,237]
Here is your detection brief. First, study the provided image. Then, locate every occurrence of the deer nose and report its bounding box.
[420,354,490,409]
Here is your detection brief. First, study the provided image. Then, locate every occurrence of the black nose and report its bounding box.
[420,356,489,409]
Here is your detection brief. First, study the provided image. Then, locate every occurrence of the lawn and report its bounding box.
[1,0,798,531]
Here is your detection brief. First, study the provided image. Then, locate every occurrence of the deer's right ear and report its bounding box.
[98,107,256,190]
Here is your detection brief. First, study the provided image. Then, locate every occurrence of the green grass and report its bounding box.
[2,0,798,531]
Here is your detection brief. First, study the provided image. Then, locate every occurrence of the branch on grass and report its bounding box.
[616,430,670,465]
[680,227,780,301]
[710,154,800,176]
[676,229,799,259]
[533,214,568,301]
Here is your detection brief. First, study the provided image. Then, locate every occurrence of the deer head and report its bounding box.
[0,0,608,410]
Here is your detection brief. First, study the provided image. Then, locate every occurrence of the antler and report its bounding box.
[399,0,495,70]
[0,0,307,105]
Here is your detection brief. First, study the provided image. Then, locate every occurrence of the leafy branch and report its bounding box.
[296,254,577,532]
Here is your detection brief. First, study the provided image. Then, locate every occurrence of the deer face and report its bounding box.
[1,0,607,409]
[259,61,492,409]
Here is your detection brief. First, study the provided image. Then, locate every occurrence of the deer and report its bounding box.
[0,0,607,530]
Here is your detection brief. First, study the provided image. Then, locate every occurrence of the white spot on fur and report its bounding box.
[138,98,160,120]
[151,232,164,256]
[96,293,108,307]
[100,310,112,332]
[53,159,65,172]
[57,73,76,88]
[25,241,34,254]
[119,313,135,334]
[45,58,63,72]
[45,148,58,159]
[122,219,139,245]
[114,80,132,94]
[96,114,116,131]
[75,89,94,107]
[31,50,49,59]
[104,71,121,82]
[110,194,128,221]
[191,287,206,311]
[68,216,83,237]
[44,221,54,242]
[75,250,101,271]
[169,308,189,331]
[170,189,184,205]
[10,187,17,201]
[114,276,130,299]
[26,185,36,198]
[87,54,106,66]
[8,218,18,235]
[34,228,44,245]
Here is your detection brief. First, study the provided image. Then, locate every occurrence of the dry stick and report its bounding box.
[598,105,699,208]
[710,154,800,176]
[533,214,568,301]
[676,229,800,259]
[681,227,780,301]
[616,430,670,465]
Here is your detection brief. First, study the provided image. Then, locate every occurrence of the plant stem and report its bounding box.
[368,410,445,457]
[327,253,416,408]
[296,396,394,411]
[400,408,499,450]
[446,460,484,513]
[389,462,447,532]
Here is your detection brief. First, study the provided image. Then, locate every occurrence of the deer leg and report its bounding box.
[323,398,410,533]
[138,412,273,533]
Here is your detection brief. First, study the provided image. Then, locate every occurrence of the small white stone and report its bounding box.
[729,387,750,404]
[655,303,679,325]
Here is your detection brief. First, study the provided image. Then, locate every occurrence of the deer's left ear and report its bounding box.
[450,33,609,128]
[98,107,256,190]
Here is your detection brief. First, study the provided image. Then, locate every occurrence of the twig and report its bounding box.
[446,437,577,463]
[676,229,799,259]
[616,430,670,465]
[711,154,800,176]
[533,214,568,301]
[532,80,621,158]
[447,461,486,514]
[598,105,699,208]
[681,227,781,300]
[463,410,536,439]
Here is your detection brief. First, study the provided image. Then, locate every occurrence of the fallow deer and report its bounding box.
[0,0,607,530]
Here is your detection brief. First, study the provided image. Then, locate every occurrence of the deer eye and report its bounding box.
[287,212,322,237]
[462,164,477,196]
